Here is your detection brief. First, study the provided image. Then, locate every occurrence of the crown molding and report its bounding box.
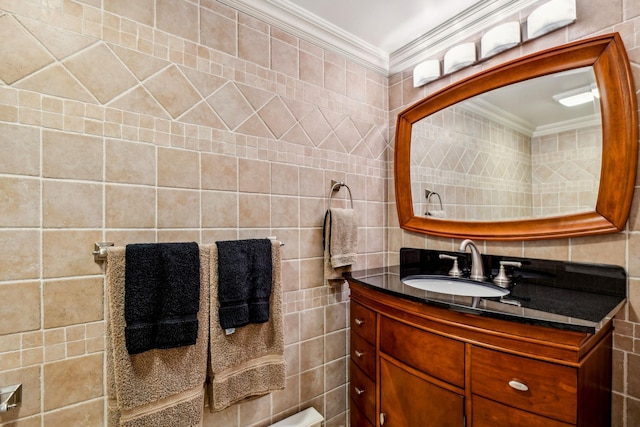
[220,0,542,76]
[217,0,389,74]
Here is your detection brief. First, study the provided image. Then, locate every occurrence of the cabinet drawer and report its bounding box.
[471,346,577,424]
[351,331,375,379]
[350,361,376,426]
[379,315,465,387]
[351,301,376,344]
[473,395,573,427]
[350,400,375,427]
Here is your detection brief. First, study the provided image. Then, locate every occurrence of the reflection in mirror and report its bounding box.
[411,67,602,221]
[394,33,637,240]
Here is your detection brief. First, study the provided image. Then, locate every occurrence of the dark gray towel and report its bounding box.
[124,242,200,354]
[216,239,272,329]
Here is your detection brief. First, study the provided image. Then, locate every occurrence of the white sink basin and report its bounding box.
[402,275,510,299]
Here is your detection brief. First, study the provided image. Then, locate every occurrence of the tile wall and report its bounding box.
[0,0,387,426]
[389,0,640,425]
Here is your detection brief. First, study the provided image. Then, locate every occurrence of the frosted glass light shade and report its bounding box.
[443,43,476,74]
[413,60,441,87]
[527,0,576,40]
[481,22,521,59]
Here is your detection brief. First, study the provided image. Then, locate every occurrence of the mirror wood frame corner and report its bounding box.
[395,33,638,241]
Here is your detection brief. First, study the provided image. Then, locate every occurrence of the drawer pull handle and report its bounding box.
[354,318,364,326]
[508,380,529,392]
[354,350,364,358]
[354,386,365,395]
[380,412,386,425]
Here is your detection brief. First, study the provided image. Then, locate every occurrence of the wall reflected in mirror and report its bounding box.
[410,66,601,221]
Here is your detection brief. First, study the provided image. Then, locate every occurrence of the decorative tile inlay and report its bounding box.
[300,108,332,146]
[334,118,361,153]
[207,82,254,130]
[180,66,226,98]
[258,97,296,138]
[179,101,226,129]
[0,15,55,84]
[235,113,275,139]
[144,65,201,118]
[15,64,96,103]
[108,85,170,118]
[111,45,170,80]
[18,16,97,61]
[64,44,138,103]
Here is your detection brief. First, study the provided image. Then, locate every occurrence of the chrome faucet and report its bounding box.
[458,239,485,281]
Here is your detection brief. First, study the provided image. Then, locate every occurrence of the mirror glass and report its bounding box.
[394,33,637,240]
[411,67,602,221]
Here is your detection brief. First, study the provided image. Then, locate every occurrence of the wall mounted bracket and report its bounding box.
[0,384,22,412]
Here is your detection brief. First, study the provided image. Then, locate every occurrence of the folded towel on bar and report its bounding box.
[208,240,285,412]
[215,239,272,329]
[124,242,200,354]
[323,208,358,285]
[106,245,211,427]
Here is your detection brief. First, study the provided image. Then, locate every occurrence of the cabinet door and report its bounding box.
[380,357,464,427]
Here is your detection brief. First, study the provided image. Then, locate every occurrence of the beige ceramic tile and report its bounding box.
[17,16,97,61]
[271,375,300,415]
[571,233,626,266]
[238,24,269,68]
[207,83,254,130]
[238,194,270,228]
[43,277,103,328]
[105,184,156,228]
[271,196,298,228]
[300,366,324,402]
[300,307,324,341]
[300,50,324,87]
[16,64,96,103]
[0,176,40,227]
[104,0,154,26]
[0,15,55,84]
[0,123,40,175]
[157,147,200,188]
[43,130,103,180]
[200,7,236,55]
[238,158,270,193]
[0,229,40,281]
[300,336,324,371]
[157,188,200,228]
[43,353,103,410]
[145,65,202,118]
[156,0,198,42]
[0,281,40,335]
[42,229,103,278]
[43,180,102,228]
[201,153,237,190]
[201,191,238,228]
[105,138,156,185]
[0,366,41,419]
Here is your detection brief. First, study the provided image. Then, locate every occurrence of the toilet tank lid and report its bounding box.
[269,407,324,427]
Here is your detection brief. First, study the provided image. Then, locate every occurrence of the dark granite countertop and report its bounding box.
[346,248,627,333]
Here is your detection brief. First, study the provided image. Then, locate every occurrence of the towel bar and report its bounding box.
[93,239,284,262]
[328,180,354,209]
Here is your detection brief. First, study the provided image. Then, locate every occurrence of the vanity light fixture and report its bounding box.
[527,0,576,40]
[413,59,441,87]
[553,85,600,107]
[481,22,521,59]
[443,42,476,75]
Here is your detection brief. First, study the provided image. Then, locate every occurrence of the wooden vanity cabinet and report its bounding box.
[348,281,613,427]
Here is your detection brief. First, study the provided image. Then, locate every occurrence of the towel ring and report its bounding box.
[328,180,354,209]
[426,190,443,210]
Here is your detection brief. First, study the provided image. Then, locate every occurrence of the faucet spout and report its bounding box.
[459,239,485,281]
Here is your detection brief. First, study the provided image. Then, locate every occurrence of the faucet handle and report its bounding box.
[493,260,522,288]
[439,254,462,277]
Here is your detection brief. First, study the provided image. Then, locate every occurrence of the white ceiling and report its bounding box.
[220,0,541,74]
[284,0,481,53]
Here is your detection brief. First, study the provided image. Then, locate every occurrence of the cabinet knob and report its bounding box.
[380,412,386,425]
[508,379,529,392]
[354,350,364,358]
[354,386,365,395]
[354,318,364,326]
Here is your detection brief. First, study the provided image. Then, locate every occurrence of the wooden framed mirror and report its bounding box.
[395,33,637,240]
